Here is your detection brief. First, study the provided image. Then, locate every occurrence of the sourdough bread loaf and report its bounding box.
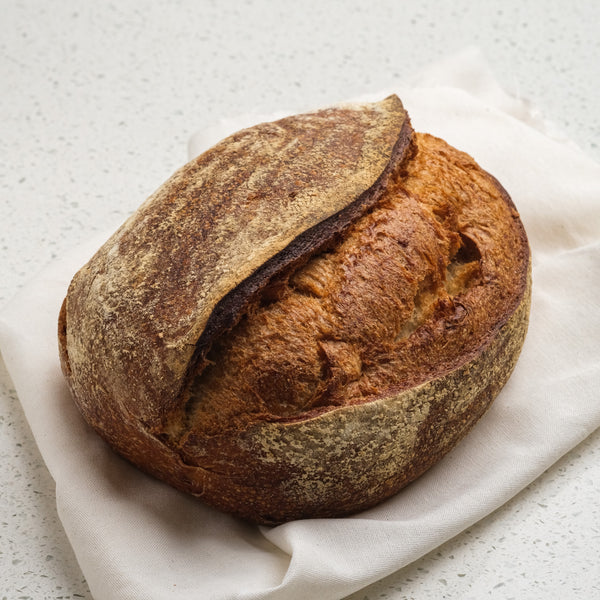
[58,95,531,524]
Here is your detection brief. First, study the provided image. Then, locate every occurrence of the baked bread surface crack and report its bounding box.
[177,133,524,456]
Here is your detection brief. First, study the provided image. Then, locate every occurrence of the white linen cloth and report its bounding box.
[1,48,599,600]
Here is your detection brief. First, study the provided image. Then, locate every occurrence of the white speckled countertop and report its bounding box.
[1,1,599,598]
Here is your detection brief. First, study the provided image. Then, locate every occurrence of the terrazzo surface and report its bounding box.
[1,1,599,598]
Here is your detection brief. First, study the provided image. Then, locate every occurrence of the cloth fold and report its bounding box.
[1,48,599,600]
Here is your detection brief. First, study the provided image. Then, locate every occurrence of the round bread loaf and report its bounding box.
[58,95,531,525]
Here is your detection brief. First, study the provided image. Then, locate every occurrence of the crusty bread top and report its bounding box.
[58,97,531,524]
[59,95,412,432]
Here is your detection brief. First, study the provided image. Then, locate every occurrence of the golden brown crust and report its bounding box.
[58,97,530,524]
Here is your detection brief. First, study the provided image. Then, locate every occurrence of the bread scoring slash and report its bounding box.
[58,95,531,525]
